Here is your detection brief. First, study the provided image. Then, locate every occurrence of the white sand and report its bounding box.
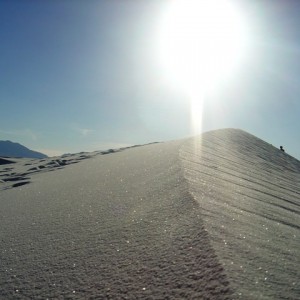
[0,129,299,299]
[182,129,300,299]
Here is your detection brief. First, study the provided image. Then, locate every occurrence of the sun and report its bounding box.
[158,0,248,93]
[157,0,249,133]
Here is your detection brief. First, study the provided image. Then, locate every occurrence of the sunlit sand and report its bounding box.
[1,129,299,299]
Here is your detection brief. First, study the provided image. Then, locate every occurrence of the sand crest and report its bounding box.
[0,129,299,299]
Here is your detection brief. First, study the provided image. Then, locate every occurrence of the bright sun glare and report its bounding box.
[158,0,249,133]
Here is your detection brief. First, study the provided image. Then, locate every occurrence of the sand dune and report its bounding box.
[0,129,299,299]
[181,129,300,299]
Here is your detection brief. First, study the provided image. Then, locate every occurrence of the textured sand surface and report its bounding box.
[0,141,230,299]
[0,129,299,299]
[181,129,300,299]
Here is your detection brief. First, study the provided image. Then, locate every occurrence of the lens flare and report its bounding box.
[158,0,249,134]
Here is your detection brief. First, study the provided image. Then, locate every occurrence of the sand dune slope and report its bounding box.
[182,129,300,299]
[0,129,299,299]
[0,140,230,299]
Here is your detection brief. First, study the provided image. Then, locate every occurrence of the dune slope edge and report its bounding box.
[181,128,300,299]
[1,141,230,299]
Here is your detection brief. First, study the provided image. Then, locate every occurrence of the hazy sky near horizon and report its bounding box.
[1,0,300,158]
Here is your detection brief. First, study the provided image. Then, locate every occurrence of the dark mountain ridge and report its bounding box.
[0,140,47,159]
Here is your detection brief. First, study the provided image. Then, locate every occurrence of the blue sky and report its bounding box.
[1,0,300,159]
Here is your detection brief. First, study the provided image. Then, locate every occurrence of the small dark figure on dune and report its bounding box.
[280,146,285,152]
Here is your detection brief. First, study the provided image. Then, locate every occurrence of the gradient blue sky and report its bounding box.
[1,0,300,158]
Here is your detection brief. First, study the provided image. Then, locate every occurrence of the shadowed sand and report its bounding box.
[0,129,299,299]
[181,129,300,299]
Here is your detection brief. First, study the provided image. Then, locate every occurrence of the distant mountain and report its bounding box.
[0,140,47,159]
[0,157,15,165]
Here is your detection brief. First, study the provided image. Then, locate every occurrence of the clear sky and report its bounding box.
[1,0,300,159]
